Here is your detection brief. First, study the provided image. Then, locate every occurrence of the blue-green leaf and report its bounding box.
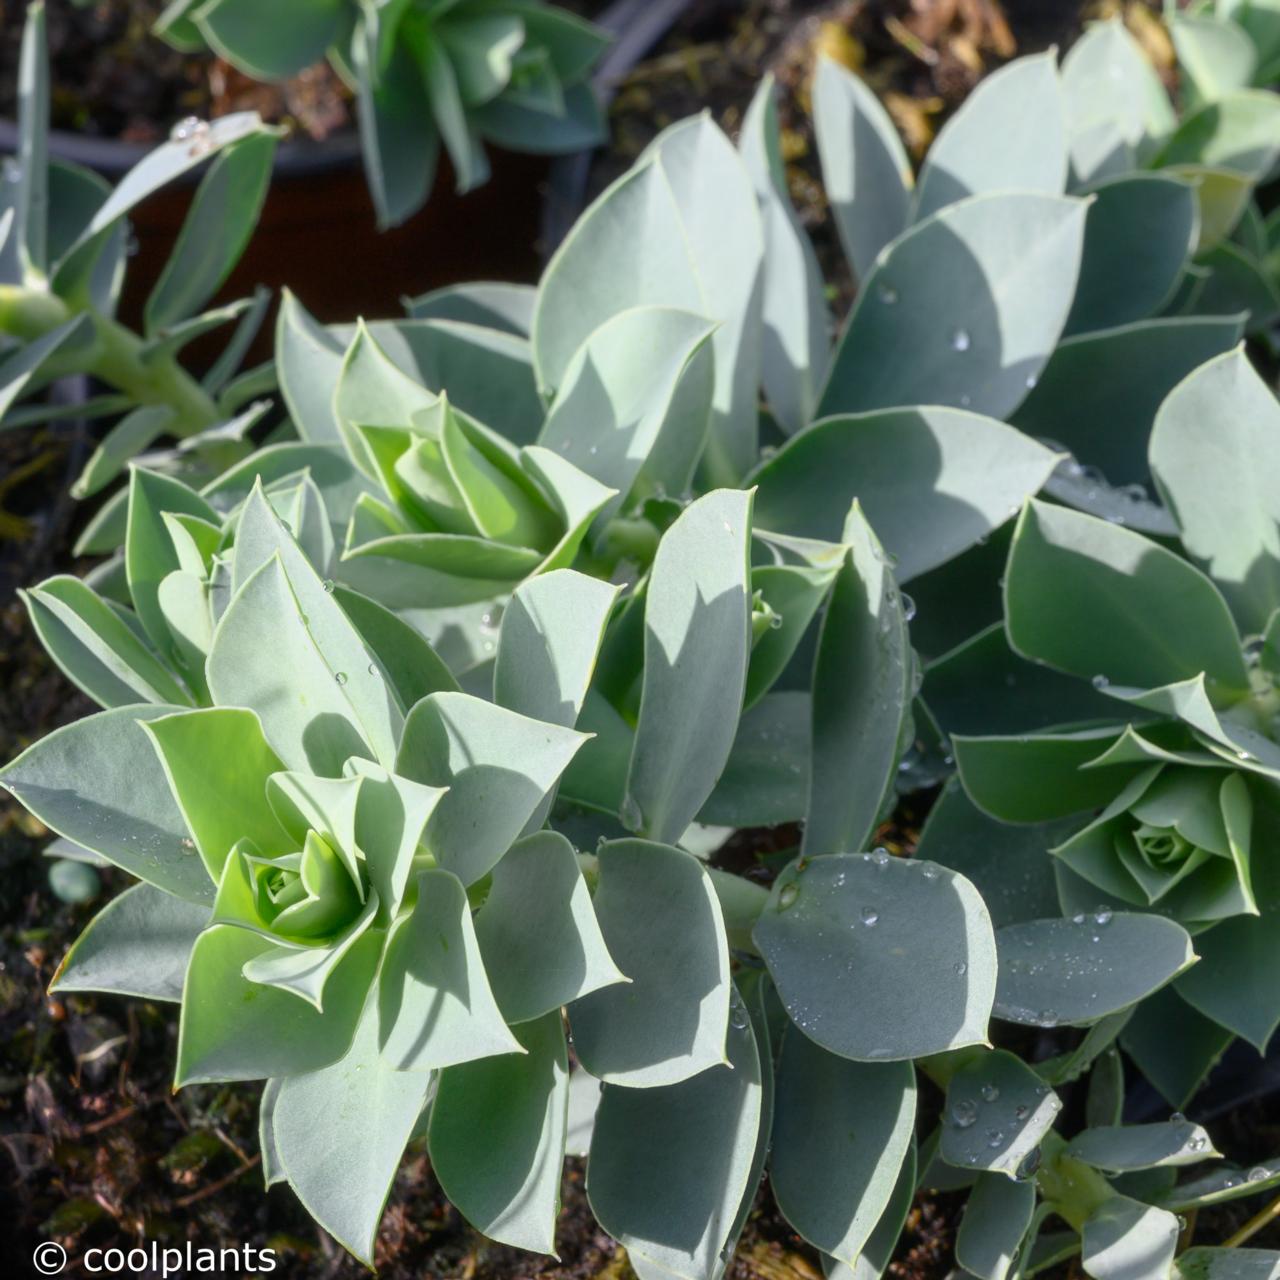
[818,194,1087,422]
[755,852,997,1061]
[50,882,209,1002]
[770,1027,916,1264]
[588,991,763,1280]
[625,490,752,843]
[569,840,731,1087]
[915,53,1067,220]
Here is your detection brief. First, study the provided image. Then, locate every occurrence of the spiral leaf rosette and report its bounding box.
[336,325,615,607]
[1054,757,1256,930]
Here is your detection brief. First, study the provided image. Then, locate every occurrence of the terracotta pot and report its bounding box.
[0,118,550,348]
[0,0,695,370]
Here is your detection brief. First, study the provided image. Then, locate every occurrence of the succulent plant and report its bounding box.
[803,12,1280,562]
[21,459,400,711]
[4,488,623,1261]
[0,3,281,501]
[952,349,1280,1103]
[155,0,608,226]
[11,9,1280,1279]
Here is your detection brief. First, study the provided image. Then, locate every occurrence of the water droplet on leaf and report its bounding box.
[170,115,207,143]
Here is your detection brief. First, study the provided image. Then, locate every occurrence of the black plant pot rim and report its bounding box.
[0,0,693,195]
[0,116,364,181]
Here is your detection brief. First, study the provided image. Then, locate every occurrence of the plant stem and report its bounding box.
[915,1043,989,1089]
[1221,1190,1280,1249]
[0,284,219,434]
[1036,1133,1115,1232]
[706,866,769,954]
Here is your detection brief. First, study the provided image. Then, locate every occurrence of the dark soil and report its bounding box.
[3,1,1278,1277]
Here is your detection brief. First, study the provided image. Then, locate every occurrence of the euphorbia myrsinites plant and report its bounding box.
[8,9,1280,1280]
[1,4,281,502]
[155,0,609,226]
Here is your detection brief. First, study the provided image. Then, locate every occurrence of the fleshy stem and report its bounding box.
[0,284,220,435]
[1221,1189,1280,1249]
[1034,1131,1115,1231]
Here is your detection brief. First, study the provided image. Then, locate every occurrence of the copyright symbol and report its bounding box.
[33,1241,66,1274]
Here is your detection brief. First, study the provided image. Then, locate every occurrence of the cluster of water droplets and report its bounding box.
[478,602,504,656]
[948,1077,1053,1172]
[170,115,213,158]
[1038,438,1178,534]
[1070,906,1113,944]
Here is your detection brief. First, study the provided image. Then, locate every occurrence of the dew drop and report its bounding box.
[951,328,971,352]
[1072,913,1086,925]
[367,662,378,675]
[952,1100,977,1129]
[170,115,207,143]
[322,579,335,593]
[901,593,917,622]
[871,847,890,867]
[1025,373,1039,390]
[1038,1009,1058,1027]
[877,283,898,305]
[334,671,348,686]
[1091,674,1110,690]
[921,863,940,881]
[1094,908,1113,926]
[1014,1104,1029,1120]
[981,1084,1000,1103]
[1190,1135,1207,1151]
[861,906,880,926]
[1171,1112,1186,1124]
[730,1005,750,1030]
[987,1129,1005,1148]
[778,883,800,910]
[1248,1166,1269,1183]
